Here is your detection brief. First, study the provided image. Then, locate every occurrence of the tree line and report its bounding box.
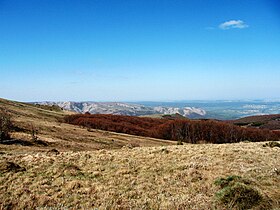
[64,114,280,143]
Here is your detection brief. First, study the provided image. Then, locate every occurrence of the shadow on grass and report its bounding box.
[0,139,48,146]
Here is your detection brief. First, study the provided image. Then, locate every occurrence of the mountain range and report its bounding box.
[36,101,207,118]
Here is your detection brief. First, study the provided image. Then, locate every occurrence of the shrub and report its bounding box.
[214,175,243,188]
[0,109,12,141]
[177,140,183,145]
[234,122,250,126]
[34,104,62,112]
[263,141,280,148]
[214,175,263,209]
[251,122,264,127]
[30,124,38,141]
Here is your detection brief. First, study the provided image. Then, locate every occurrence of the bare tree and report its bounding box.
[0,109,12,141]
[30,123,38,141]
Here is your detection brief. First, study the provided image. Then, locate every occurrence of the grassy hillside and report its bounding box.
[140,113,187,119]
[0,98,174,152]
[0,142,279,209]
[230,114,280,130]
[1,98,280,209]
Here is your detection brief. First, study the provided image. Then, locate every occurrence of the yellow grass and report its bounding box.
[0,142,280,209]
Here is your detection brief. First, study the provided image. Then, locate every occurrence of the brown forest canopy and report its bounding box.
[65,114,280,144]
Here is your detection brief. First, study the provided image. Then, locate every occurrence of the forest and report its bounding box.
[64,114,280,143]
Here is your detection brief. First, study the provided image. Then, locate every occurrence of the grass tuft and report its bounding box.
[61,163,83,177]
[214,175,263,209]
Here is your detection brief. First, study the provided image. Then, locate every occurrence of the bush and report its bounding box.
[177,140,183,145]
[214,175,244,188]
[30,124,38,141]
[263,141,280,148]
[251,122,264,127]
[0,109,12,141]
[214,175,263,209]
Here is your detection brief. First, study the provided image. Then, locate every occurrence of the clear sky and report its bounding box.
[0,0,280,102]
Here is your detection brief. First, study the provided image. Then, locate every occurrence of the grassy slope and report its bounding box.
[140,113,187,119]
[229,114,280,130]
[0,142,279,209]
[0,98,279,209]
[0,98,174,152]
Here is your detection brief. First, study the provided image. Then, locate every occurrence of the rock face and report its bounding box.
[153,106,206,118]
[36,101,206,118]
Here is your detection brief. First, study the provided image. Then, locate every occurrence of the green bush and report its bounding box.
[251,122,264,127]
[214,175,243,188]
[214,175,263,209]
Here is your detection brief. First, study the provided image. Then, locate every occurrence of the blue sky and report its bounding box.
[0,0,280,102]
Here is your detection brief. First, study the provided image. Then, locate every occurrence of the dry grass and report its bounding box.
[1,98,279,209]
[0,98,174,153]
[0,142,279,209]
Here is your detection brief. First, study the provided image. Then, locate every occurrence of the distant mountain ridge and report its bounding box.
[35,101,206,118]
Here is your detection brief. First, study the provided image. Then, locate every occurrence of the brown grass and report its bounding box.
[0,98,174,153]
[0,142,279,209]
[1,98,279,209]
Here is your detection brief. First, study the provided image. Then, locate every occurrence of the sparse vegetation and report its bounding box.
[34,104,63,112]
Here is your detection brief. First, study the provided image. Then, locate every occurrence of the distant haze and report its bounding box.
[36,100,280,120]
